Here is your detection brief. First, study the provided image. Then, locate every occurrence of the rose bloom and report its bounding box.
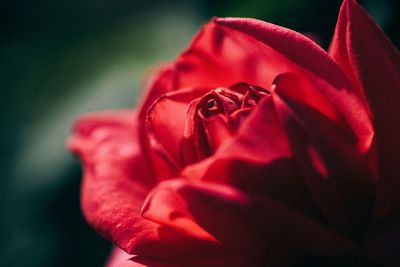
[68,0,400,266]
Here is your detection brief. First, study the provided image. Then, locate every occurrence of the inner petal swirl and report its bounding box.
[182,83,270,164]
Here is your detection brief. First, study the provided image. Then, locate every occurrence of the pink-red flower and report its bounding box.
[68,0,400,266]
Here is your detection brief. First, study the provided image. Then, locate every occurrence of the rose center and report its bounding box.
[182,83,270,164]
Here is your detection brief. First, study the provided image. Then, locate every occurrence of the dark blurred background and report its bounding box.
[1,0,398,266]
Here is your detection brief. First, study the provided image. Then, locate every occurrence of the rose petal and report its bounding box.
[272,83,375,237]
[183,96,291,177]
[329,0,400,219]
[137,65,177,181]
[174,19,290,90]
[138,64,176,116]
[68,110,152,187]
[182,97,322,220]
[145,88,209,172]
[68,110,151,251]
[271,73,345,127]
[143,180,356,266]
[68,110,221,259]
[200,113,234,153]
[181,98,208,164]
[214,17,373,153]
[141,181,218,243]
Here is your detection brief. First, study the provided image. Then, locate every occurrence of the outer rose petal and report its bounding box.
[272,73,375,236]
[68,110,223,259]
[142,180,356,266]
[329,0,400,219]
[213,17,373,153]
[174,19,292,89]
[67,110,151,252]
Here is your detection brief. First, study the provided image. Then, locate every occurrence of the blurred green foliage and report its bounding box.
[1,0,399,266]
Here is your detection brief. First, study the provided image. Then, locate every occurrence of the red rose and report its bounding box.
[68,0,400,266]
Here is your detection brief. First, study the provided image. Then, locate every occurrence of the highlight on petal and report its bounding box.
[329,0,400,220]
